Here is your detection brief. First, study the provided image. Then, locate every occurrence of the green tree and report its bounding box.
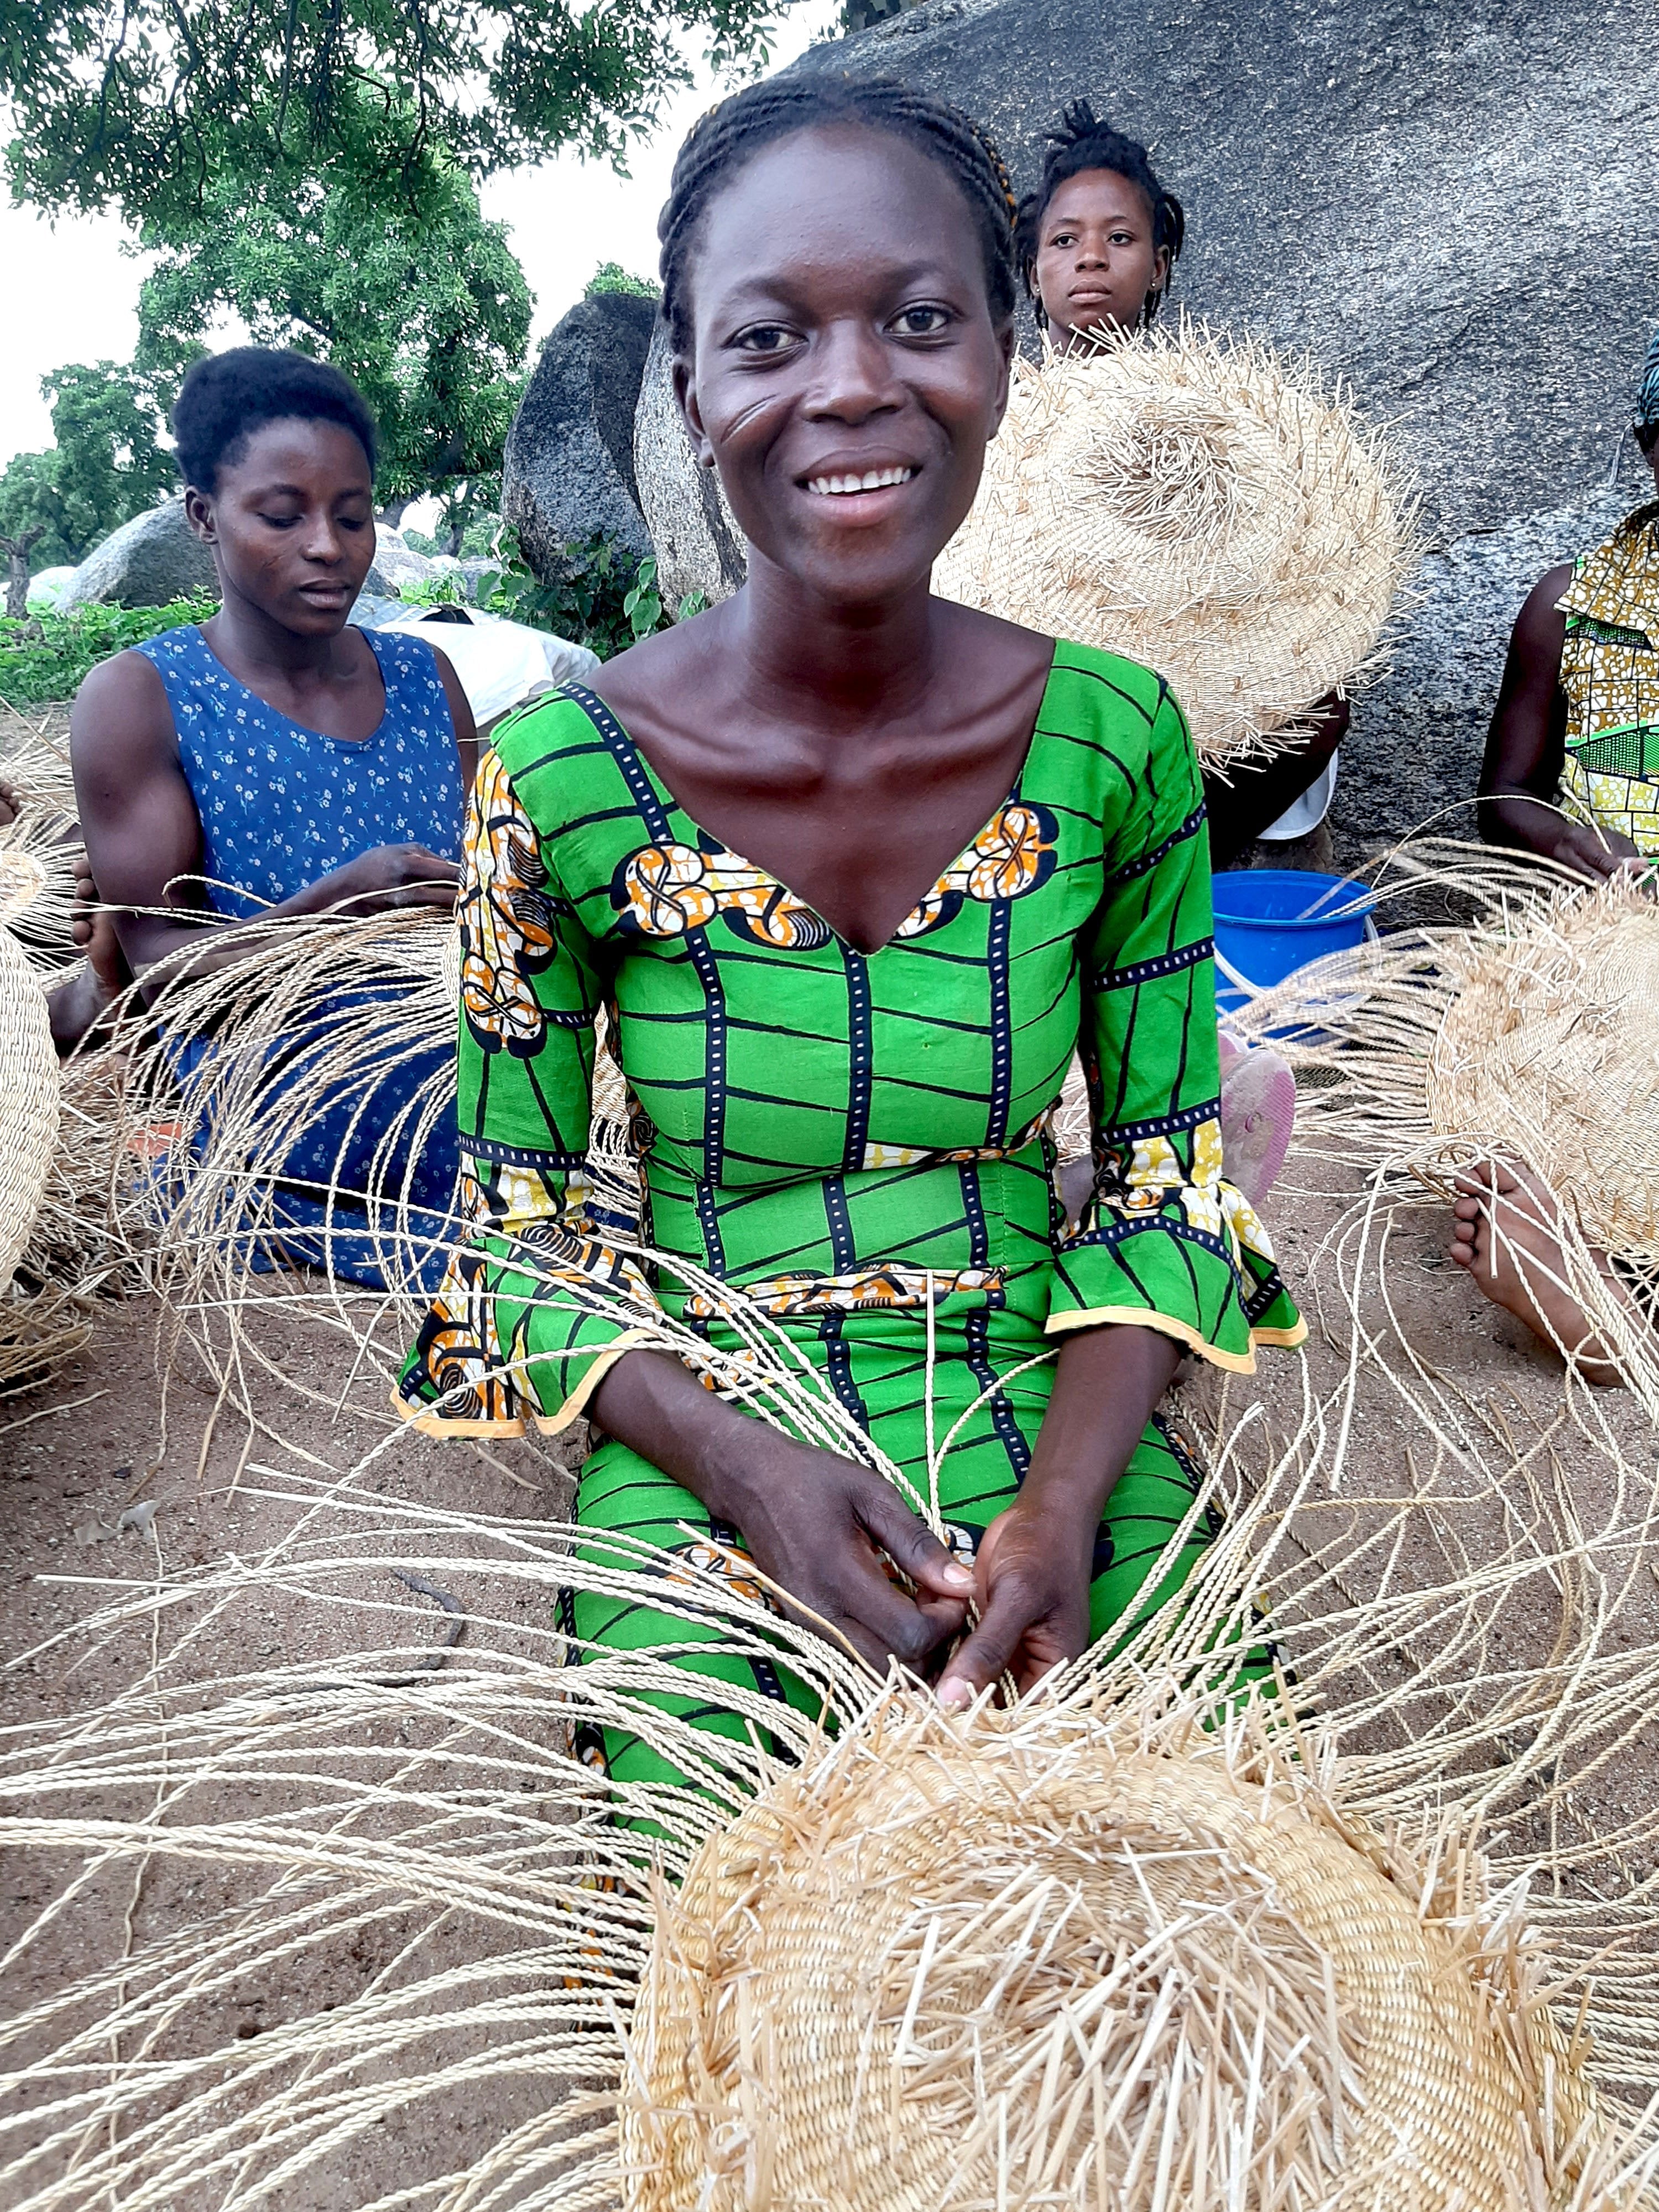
[134,155,533,519]
[0,360,174,610]
[585,262,660,301]
[2,2,791,231]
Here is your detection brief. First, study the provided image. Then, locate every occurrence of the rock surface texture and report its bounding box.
[503,293,657,585]
[60,499,217,611]
[790,0,1659,852]
[633,323,749,611]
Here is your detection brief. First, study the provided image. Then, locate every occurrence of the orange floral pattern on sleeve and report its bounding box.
[459,750,557,1058]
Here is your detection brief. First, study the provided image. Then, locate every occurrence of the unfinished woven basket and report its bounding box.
[935,325,1414,768]
[1427,879,1659,1264]
[0,851,61,1298]
[624,1696,1608,2212]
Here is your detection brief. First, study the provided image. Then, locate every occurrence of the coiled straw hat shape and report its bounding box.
[623,1694,1613,2212]
[0,849,61,1297]
[1427,875,1659,1265]
[935,325,1415,769]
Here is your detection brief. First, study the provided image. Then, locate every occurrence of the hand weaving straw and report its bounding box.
[1224,842,1659,1408]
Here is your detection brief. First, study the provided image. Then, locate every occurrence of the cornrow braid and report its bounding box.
[1014,99,1186,329]
[658,75,1018,354]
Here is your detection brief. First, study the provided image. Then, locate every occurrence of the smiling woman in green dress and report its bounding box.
[397,77,1303,1792]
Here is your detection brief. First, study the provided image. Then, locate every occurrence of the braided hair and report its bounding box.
[658,76,1019,354]
[1014,101,1185,329]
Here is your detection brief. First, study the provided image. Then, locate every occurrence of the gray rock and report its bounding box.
[791,0,1658,846]
[361,526,440,598]
[503,293,658,584]
[633,322,748,610]
[61,498,217,610]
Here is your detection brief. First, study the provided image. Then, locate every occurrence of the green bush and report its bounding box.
[397,572,472,608]
[476,528,703,659]
[583,261,659,301]
[0,594,218,705]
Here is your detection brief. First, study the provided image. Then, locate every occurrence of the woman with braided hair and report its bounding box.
[399,76,1303,1794]
[1018,99,1349,869]
[1015,98,1186,349]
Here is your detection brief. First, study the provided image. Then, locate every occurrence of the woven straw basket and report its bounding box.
[622,1699,1608,2212]
[0,851,61,1297]
[935,326,1413,769]
[1427,880,1659,1264]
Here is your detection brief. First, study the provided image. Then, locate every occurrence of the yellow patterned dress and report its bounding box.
[1556,500,1659,854]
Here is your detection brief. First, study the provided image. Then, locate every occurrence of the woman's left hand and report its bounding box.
[935,1495,1094,1709]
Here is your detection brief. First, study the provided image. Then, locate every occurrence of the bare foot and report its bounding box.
[0,778,20,831]
[1218,1034,1296,1207]
[1449,1160,1637,1386]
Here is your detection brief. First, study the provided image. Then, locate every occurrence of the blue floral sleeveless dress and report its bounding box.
[133,623,467,1288]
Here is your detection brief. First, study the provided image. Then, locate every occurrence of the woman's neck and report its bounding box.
[206,584,355,680]
[728,552,943,733]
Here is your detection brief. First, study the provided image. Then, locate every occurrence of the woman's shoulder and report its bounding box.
[1042,639,1188,752]
[484,682,639,832]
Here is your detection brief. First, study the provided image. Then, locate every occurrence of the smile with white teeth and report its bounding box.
[805,465,917,496]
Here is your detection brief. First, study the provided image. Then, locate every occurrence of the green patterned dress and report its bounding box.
[398,640,1303,1785]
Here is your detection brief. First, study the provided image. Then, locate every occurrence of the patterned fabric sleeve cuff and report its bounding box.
[393,1328,658,1439]
[1046,1214,1305,1374]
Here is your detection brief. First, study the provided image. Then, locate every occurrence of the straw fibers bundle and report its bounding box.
[935,325,1416,769]
[0,849,61,1297]
[0,709,87,980]
[107,899,635,1273]
[9,1245,1659,2212]
[1223,846,1659,1408]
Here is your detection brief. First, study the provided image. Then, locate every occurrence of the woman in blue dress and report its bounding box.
[70,348,478,1285]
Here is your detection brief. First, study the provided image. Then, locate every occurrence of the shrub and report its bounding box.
[0,594,218,705]
[477,529,702,659]
[583,262,659,301]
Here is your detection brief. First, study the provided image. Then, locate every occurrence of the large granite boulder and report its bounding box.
[790,0,1658,848]
[60,498,217,610]
[361,525,463,599]
[633,322,749,611]
[503,293,658,584]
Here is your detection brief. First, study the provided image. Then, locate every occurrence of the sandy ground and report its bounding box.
[4,1140,1659,2202]
[3,691,1656,2196]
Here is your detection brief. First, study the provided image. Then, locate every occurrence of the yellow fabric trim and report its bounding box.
[1044,1304,1308,1373]
[530,1330,657,1432]
[389,1328,658,1443]
[391,1391,527,1440]
[1248,1322,1308,1349]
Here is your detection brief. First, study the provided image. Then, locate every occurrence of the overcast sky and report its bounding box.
[1,3,841,474]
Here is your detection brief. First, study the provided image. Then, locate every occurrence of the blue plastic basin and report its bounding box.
[1210,870,1375,1016]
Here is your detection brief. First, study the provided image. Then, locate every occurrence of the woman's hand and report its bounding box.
[588,1347,974,1678]
[716,1438,975,1675]
[305,843,461,916]
[1543,821,1642,883]
[933,1323,1183,1713]
[936,1493,1094,1709]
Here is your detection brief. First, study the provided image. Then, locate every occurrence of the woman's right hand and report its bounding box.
[1545,822,1641,882]
[707,1438,975,1676]
[307,843,461,916]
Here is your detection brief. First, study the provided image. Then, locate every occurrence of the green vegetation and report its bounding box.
[404,508,502,561]
[4,3,793,233]
[482,531,708,658]
[0,362,176,610]
[0,596,218,706]
[585,263,660,301]
[134,158,533,539]
[397,574,474,609]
